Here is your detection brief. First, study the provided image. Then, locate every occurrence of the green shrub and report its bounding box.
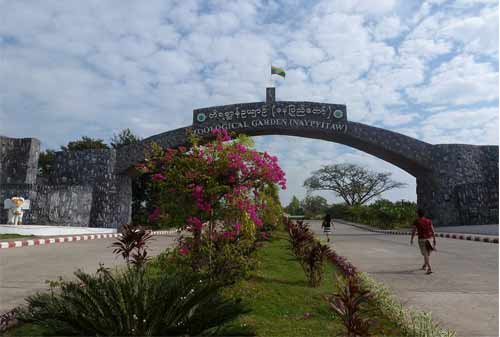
[332,200,417,229]
[15,267,246,336]
[287,220,314,258]
[300,240,330,287]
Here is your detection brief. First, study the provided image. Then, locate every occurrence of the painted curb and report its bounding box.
[0,229,180,249]
[339,221,498,244]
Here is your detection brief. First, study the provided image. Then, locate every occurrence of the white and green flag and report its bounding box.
[271,65,286,78]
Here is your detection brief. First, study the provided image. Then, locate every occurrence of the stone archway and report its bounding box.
[115,88,498,227]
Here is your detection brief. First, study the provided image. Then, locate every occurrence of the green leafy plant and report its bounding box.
[16,268,246,336]
[287,220,314,258]
[15,222,247,336]
[300,240,330,287]
[111,224,153,267]
[325,275,374,337]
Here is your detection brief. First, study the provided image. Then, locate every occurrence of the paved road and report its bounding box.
[0,236,177,313]
[310,220,499,337]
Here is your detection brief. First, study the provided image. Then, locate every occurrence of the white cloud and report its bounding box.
[380,112,419,127]
[439,6,498,56]
[313,0,397,17]
[399,38,452,60]
[372,15,406,40]
[406,54,498,105]
[283,40,325,67]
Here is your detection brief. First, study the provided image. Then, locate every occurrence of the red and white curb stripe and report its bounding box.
[345,222,499,244]
[0,229,179,249]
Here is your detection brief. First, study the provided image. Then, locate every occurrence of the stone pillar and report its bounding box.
[0,136,40,223]
[0,136,40,185]
[417,144,498,226]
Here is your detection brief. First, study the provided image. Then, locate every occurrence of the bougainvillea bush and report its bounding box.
[137,129,286,281]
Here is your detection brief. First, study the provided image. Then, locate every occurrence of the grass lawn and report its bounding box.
[0,234,33,240]
[224,230,402,337]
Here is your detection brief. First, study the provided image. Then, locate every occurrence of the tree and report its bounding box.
[304,163,406,206]
[285,195,304,215]
[37,150,56,177]
[301,195,329,218]
[60,136,109,151]
[138,129,286,281]
[110,128,142,149]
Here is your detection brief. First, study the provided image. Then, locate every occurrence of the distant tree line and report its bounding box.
[284,194,416,229]
[284,163,415,229]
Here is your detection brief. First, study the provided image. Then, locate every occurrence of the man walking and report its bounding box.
[410,209,436,274]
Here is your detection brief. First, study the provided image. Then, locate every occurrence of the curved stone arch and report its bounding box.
[115,122,433,177]
[112,89,498,228]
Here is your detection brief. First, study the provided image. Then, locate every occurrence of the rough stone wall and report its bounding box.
[0,136,40,184]
[46,149,131,228]
[417,144,499,226]
[28,185,93,226]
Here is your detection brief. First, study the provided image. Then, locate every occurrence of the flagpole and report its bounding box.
[269,61,272,88]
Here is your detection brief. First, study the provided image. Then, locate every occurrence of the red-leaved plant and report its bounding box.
[111,224,153,267]
[300,240,330,287]
[327,250,358,278]
[325,275,374,337]
[287,220,314,258]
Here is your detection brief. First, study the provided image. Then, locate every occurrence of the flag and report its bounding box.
[271,65,286,78]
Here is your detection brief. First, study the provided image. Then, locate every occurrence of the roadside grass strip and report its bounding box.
[223,230,402,337]
[358,272,456,337]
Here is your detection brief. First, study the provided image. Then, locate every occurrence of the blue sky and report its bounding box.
[0,0,498,205]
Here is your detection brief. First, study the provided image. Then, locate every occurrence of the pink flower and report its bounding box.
[197,201,212,212]
[187,216,203,230]
[235,143,247,153]
[164,148,177,161]
[222,231,236,241]
[179,246,190,255]
[234,223,241,233]
[152,173,166,182]
[148,208,161,222]
[211,128,231,141]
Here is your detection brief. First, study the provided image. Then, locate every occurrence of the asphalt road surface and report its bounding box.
[312,220,499,337]
[0,235,177,314]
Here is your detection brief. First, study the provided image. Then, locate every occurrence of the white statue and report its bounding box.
[4,197,30,225]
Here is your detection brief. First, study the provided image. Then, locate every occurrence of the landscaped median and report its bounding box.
[223,229,403,336]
